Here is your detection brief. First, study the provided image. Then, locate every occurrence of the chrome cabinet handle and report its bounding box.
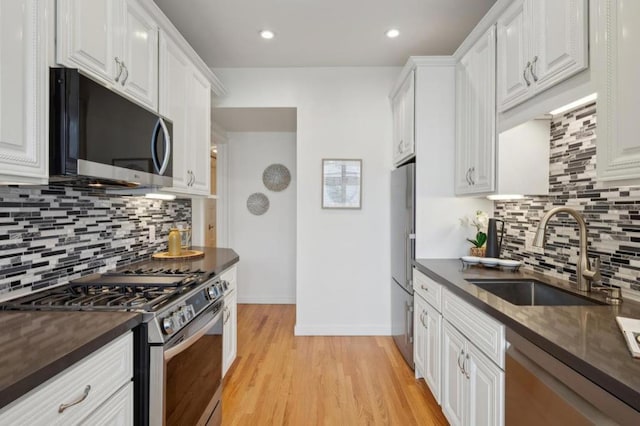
[420,285,428,292]
[523,61,532,87]
[114,57,123,82]
[530,56,539,82]
[464,353,471,379]
[420,310,428,328]
[223,307,230,324]
[457,349,464,373]
[58,385,91,413]
[469,167,475,185]
[121,62,129,85]
[465,168,471,185]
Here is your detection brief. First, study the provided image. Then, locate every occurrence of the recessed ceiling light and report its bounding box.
[386,29,400,39]
[260,30,275,40]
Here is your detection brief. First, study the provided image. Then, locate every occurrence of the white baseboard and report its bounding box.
[237,296,296,304]
[294,324,392,336]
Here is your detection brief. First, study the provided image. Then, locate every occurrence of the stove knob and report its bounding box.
[184,305,193,321]
[207,286,217,299]
[162,317,174,335]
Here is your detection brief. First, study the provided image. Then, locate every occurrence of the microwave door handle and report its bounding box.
[151,118,171,175]
[164,311,222,362]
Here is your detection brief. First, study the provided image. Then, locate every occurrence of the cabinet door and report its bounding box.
[497,0,531,111]
[121,0,158,110]
[414,294,428,379]
[454,59,472,194]
[223,290,238,377]
[465,343,504,426]
[530,0,588,93]
[597,0,640,181]
[187,67,212,194]
[57,0,119,84]
[391,86,404,164]
[159,33,190,191]
[455,26,496,195]
[469,26,496,194]
[401,71,415,162]
[0,0,48,183]
[392,70,415,166]
[424,302,442,405]
[441,321,466,426]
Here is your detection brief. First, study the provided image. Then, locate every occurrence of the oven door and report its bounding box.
[163,302,223,426]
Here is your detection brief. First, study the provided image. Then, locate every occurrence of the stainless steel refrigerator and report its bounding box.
[390,163,415,368]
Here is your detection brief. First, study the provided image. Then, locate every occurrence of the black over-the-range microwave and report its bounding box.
[49,68,173,188]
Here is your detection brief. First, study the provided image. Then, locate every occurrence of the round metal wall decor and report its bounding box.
[262,164,291,192]
[246,192,270,215]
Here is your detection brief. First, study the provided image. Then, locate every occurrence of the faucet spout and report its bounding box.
[533,207,599,292]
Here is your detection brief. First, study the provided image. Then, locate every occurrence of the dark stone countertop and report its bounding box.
[139,246,239,278]
[0,311,142,410]
[414,259,640,412]
[0,246,239,410]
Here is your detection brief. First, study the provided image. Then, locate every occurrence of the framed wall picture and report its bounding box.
[321,159,362,209]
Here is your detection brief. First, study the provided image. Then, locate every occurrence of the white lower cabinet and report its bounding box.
[416,296,442,404]
[414,269,442,404]
[441,290,505,426]
[0,332,133,425]
[222,266,238,377]
[442,321,504,426]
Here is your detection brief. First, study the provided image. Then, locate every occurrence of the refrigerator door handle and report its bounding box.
[405,233,416,288]
[406,301,414,344]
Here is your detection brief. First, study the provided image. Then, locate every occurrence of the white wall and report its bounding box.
[214,67,398,335]
[228,131,296,304]
[413,63,493,258]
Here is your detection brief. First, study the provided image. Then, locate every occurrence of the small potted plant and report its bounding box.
[461,210,488,257]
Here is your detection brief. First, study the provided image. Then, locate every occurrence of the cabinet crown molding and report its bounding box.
[390,56,456,98]
[453,0,512,61]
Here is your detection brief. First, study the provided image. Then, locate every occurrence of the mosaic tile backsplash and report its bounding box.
[494,101,640,298]
[0,186,190,296]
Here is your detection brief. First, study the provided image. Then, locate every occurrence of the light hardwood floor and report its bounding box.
[222,304,448,425]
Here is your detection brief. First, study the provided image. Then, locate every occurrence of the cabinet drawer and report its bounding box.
[0,332,133,425]
[413,268,442,312]
[443,289,505,368]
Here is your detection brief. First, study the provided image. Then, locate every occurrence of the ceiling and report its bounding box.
[153,0,497,67]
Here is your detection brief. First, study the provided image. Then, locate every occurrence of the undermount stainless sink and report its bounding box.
[466,279,606,306]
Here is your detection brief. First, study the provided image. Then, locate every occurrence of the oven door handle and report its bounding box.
[164,311,222,362]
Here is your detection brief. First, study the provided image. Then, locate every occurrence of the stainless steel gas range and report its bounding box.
[2,263,233,426]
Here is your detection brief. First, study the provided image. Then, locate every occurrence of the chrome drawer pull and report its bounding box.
[58,385,91,413]
[420,285,428,292]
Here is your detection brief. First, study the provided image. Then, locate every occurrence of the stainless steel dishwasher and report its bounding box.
[505,329,639,426]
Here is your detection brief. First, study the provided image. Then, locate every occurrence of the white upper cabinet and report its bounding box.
[120,0,159,110]
[596,0,640,182]
[187,68,212,194]
[455,26,496,195]
[497,0,588,112]
[0,0,48,184]
[57,0,159,111]
[391,70,415,166]
[159,32,211,196]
